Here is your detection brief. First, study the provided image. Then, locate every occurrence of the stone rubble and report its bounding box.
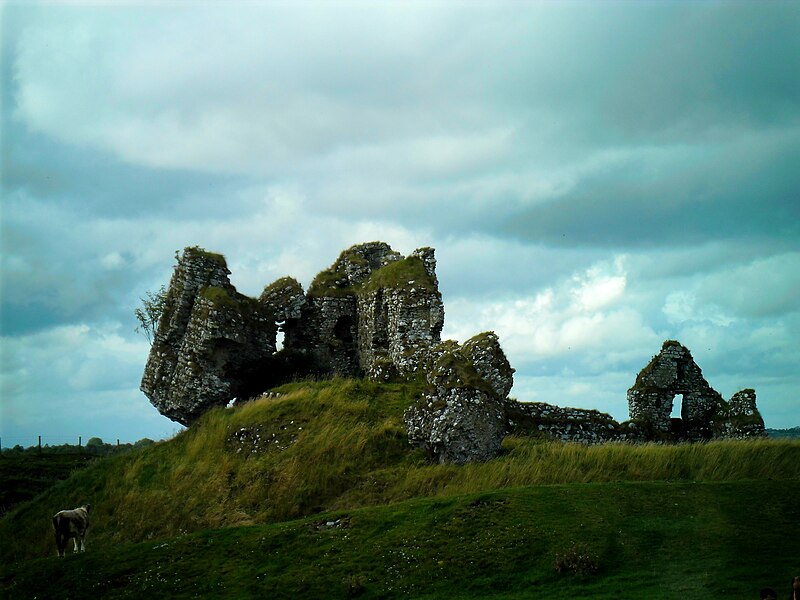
[403,333,513,464]
[504,399,624,444]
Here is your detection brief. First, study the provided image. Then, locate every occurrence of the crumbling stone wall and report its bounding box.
[357,248,444,380]
[142,242,445,423]
[627,340,724,439]
[281,242,444,379]
[260,277,305,325]
[505,399,625,443]
[716,389,766,439]
[141,245,765,452]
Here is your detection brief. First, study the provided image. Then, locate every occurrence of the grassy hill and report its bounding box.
[2,379,799,598]
[0,453,95,518]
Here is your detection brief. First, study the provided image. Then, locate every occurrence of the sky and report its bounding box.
[1,1,798,445]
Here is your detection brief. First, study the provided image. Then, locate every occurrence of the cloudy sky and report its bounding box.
[2,1,798,445]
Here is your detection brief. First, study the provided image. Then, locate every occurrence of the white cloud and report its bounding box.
[0,321,178,442]
[101,252,125,270]
[571,257,627,311]
[443,256,660,370]
[13,4,508,176]
[660,252,800,326]
[695,253,800,318]
[662,291,735,327]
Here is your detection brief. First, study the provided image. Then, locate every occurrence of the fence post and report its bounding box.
[38,436,42,453]
[117,439,120,447]
[79,436,82,448]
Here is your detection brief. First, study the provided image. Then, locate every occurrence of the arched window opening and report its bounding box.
[671,394,684,419]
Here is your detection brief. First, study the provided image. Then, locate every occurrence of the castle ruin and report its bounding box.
[141,243,765,462]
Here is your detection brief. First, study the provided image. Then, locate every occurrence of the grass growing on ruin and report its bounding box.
[361,255,437,293]
[183,245,227,268]
[307,251,435,298]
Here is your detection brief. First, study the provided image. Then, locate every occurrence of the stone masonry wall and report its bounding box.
[505,399,625,443]
[143,242,446,423]
[357,253,444,380]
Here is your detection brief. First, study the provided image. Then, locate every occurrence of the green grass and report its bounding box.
[2,480,798,599]
[1,379,798,598]
[308,253,435,298]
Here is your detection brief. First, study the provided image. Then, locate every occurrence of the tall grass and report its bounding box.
[2,379,798,564]
[379,436,799,503]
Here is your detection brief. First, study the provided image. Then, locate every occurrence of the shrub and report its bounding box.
[342,574,366,597]
[553,542,599,577]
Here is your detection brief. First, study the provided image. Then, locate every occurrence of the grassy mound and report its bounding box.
[1,379,798,597]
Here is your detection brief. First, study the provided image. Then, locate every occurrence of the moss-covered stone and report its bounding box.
[260,277,305,322]
[183,246,228,269]
[141,248,277,426]
[360,256,437,294]
[307,242,401,298]
[627,341,762,442]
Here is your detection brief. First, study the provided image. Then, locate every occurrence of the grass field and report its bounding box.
[1,379,798,598]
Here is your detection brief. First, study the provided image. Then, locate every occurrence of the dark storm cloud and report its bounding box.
[3,125,239,220]
[503,130,800,248]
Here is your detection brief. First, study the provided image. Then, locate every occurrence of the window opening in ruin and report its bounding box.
[334,316,354,343]
[275,328,285,351]
[332,315,357,365]
[671,394,684,419]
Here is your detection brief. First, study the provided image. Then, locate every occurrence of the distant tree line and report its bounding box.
[1,437,156,457]
[764,427,800,440]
